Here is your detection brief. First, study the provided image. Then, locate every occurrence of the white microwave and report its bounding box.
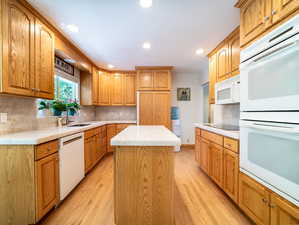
[215,75,240,105]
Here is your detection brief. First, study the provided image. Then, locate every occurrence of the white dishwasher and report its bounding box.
[59,132,85,201]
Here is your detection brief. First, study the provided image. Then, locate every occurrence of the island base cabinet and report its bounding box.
[35,153,59,221]
[114,146,174,225]
[239,173,270,225]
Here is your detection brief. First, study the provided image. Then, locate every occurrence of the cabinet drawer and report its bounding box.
[224,137,239,153]
[201,130,223,146]
[35,140,59,160]
[85,128,96,139]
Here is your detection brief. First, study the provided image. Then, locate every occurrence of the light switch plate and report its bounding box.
[0,113,8,123]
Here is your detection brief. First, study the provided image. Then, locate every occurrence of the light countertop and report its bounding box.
[111,125,181,147]
[0,121,136,145]
[194,123,239,139]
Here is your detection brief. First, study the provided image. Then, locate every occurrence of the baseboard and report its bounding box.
[181,144,195,149]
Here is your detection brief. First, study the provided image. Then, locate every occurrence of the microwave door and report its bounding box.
[240,120,299,206]
[240,36,299,112]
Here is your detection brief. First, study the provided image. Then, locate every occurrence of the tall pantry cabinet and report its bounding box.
[136,67,172,130]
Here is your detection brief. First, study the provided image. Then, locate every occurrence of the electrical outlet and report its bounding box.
[0,113,8,123]
[187,139,190,143]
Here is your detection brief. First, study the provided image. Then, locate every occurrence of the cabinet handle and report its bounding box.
[31,88,36,91]
[269,203,276,208]
[264,16,270,23]
[272,10,277,16]
[262,198,268,204]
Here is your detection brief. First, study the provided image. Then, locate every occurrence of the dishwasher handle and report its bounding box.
[62,136,83,146]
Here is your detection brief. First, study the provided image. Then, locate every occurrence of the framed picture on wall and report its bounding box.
[177,88,191,101]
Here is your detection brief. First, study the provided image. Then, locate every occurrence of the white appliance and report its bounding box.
[240,14,299,112]
[240,15,299,207]
[59,133,85,201]
[215,75,240,105]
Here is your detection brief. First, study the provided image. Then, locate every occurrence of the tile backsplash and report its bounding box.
[211,104,240,126]
[95,106,137,121]
[0,95,96,135]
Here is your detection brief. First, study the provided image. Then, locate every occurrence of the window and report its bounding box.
[54,75,79,102]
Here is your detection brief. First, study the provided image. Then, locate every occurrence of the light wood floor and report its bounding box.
[41,148,253,225]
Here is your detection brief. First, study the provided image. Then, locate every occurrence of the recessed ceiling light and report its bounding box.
[143,42,151,49]
[196,48,204,55]
[108,64,114,69]
[140,0,152,8]
[66,24,79,33]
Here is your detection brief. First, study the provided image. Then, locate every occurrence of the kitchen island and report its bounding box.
[111,125,181,225]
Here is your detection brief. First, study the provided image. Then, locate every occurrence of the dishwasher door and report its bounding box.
[59,132,85,201]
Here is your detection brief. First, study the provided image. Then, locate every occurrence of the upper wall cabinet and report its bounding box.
[235,0,299,48]
[136,66,172,91]
[208,54,217,104]
[98,72,111,106]
[1,0,55,99]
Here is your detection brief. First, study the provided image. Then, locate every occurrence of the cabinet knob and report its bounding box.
[264,16,270,23]
[262,198,268,204]
[269,203,276,208]
[272,10,277,16]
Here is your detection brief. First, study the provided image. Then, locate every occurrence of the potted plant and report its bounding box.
[51,99,67,116]
[67,100,80,116]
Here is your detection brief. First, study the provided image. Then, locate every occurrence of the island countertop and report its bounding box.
[111,125,181,147]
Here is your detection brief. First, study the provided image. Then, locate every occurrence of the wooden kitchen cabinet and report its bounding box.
[136,66,172,91]
[223,149,239,203]
[139,91,171,129]
[209,143,224,188]
[239,172,270,225]
[208,54,217,104]
[84,136,96,173]
[195,130,201,164]
[217,43,230,82]
[98,72,111,105]
[107,124,117,152]
[1,0,55,99]
[199,137,210,175]
[228,28,240,77]
[235,0,299,48]
[123,73,136,106]
[110,73,124,106]
[270,192,299,225]
[92,67,99,105]
[35,153,59,221]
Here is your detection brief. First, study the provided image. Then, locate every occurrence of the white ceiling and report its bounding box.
[28,0,239,73]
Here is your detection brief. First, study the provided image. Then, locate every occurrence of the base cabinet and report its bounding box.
[199,137,210,175]
[209,143,224,188]
[35,153,59,221]
[107,124,117,152]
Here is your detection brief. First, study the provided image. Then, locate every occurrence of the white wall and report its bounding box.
[171,70,208,144]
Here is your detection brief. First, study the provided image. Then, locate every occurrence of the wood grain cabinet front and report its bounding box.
[35,153,59,221]
[209,143,224,188]
[1,0,55,99]
[199,137,210,175]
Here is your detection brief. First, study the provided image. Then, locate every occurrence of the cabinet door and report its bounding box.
[139,92,154,125]
[35,20,55,99]
[107,124,116,152]
[239,173,270,225]
[123,73,136,106]
[153,71,171,90]
[84,137,94,173]
[195,133,201,164]
[209,54,217,104]
[240,0,270,47]
[209,143,224,188]
[95,134,105,163]
[137,71,154,90]
[229,28,240,77]
[153,92,171,129]
[200,138,210,175]
[223,149,239,203]
[217,43,230,82]
[2,0,35,97]
[98,72,111,105]
[92,68,99,105]
[111,73,124,106]
[272,0,299,24]
[35,153,59,221]
[270,193,299,225]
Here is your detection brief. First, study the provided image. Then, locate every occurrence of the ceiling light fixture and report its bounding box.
[140,0,152,8]
[196,48,204,55]
[66,24,79,33]
[108,64,114,69]
[143,42,151,49]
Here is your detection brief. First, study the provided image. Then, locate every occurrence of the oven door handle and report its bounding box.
[242,123,299,134]
[253,40,299,64]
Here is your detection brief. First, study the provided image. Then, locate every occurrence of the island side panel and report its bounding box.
[114,146,174,225]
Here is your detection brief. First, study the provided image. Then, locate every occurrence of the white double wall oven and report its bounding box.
[240,15,299,207]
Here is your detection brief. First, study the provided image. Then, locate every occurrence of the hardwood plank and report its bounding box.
[41,148,253,225]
